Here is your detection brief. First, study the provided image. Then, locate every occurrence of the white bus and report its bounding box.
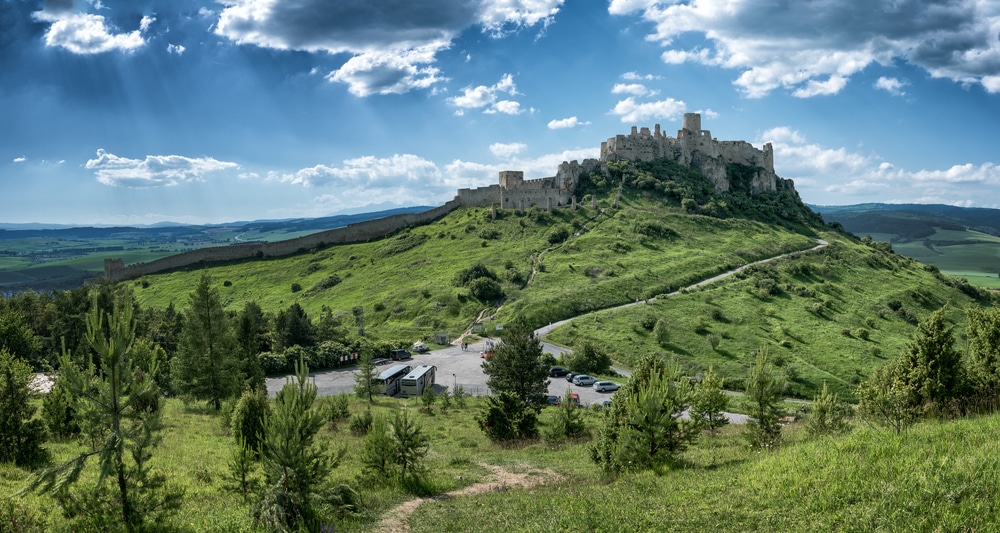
[400,365,436,398]
[377,364,411,396]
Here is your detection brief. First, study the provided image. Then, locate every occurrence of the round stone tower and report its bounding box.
[682,112,702,132]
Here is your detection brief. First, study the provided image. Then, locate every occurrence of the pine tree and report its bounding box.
[255,358,355,530]
[690,365,730,437]
[481,320,550,407]
[0,347,50,467]
[173,273,242,410]
[26,299,182,532]
[742,346,784,450]
[236,301,268,391]
[897,306,963,415]
[966,305,1000,396]
[806,381,850,436]
[353,349,378,403]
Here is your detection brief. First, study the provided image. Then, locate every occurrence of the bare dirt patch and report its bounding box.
[375,463,562,533]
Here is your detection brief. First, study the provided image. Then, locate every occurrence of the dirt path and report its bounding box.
[375,463,562,533]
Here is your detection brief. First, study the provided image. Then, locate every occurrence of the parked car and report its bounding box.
[567,393,581,407]
[411,342,430,353]
[572,374,597,386]
[602,400,612,408]
[549,367,570,377]
[389,348,412,361]
[565,372,576,382]
[594,381,620,392]
[370,358,390,366]
[545,395,560,406]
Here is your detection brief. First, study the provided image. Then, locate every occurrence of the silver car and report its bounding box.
[594,381,620,392]
[572,374,597,386]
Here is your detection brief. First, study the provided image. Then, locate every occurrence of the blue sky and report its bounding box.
[2,0,999,225]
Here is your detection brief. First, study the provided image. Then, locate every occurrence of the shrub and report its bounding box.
[855,328,870,341]
[468,277,504,303]
[547,226,570,244]
[258,352,287,375]
[350,409,374,436]
[231,388,270,455]
[653,318,671,346]
[42,376,79,439]
[291,282,302,293]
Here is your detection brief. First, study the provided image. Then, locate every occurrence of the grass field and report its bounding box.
[865,227,1000,289]
[5,396,1000,532]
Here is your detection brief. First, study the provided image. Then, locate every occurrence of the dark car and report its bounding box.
[549,367,570,378]
[565,372,575,382]
[545,395,560,406]
[389,348,412,361]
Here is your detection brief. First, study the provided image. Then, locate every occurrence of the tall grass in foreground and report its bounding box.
[410,414,1000,532]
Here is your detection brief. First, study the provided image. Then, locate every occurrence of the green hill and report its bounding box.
[131,159,995,399]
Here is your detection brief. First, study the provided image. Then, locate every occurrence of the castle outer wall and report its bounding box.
[105,114,789,281]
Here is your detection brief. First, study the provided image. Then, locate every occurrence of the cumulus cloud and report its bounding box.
[327,47,445,97]
[621,71,661,81]
[271,154,442,189]
[167,43,185,55]
[489,142,527,158]
[32,9,149,54]
[215,0,564,96]
[875,76,909,96]
[610,97,686,123]
[13,156,26,163]
[547,116,590,129]
[612,83,653,96]
[759,127,1000,207]
[450,74,523,114]
[86,149,238,188]
[612,0,1000,97]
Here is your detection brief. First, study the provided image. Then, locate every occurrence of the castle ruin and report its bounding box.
[600,113,779,194]
[104,114,790,281]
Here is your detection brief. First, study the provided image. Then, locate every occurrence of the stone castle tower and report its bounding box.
[600,113,779,194]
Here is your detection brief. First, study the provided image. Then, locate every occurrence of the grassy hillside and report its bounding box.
[5,397,1000,532]
[128,158,996,399]
[545,233,991,399]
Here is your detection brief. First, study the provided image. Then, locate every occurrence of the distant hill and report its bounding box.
[813,203,1000,289]
[812,203,1000,239]
[0,206,434,292]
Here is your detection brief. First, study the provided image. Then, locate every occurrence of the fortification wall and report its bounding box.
[113,197,470,280]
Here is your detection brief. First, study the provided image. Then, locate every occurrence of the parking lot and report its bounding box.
[264,337,622,408]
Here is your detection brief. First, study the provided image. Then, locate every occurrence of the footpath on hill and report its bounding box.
[533,239,828,338]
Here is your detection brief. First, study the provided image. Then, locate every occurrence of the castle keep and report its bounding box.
[600,113,779,194]
[105,114,789,281]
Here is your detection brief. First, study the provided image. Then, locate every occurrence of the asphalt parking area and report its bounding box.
[264,337,622,408]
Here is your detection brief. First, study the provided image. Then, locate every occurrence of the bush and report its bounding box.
[291,283,302,293]
[350,409,374,436]
[468,277,504,303]
[547,226,570,244]
[258,352,287,375]
[477,391,538,442]
[562,341,612,375]
[231,388,270,455]
[43,376,79,439]
[653,318,671,346]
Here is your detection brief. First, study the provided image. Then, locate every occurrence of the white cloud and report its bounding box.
[759,127,1000,207]
[449,74,523,114]
[32,9,148,54]
[547,116,590,129]
[215,0,563,96]
[613,0,1000,97]
[13,156,26,163]
[489,142,527,158]
[139,16,154,32]
[271,154,442,188]
[612,83,651,96]
[621,71,661,81]
[610,97,686,123]
[167,43,185,55]
[86,149,238,188]
[874,76,909,96]
[485,100,522,115]
[327,47,445,97]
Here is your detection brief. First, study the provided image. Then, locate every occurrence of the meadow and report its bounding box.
[5,395,1000,532]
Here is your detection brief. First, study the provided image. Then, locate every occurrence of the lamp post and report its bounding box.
[452,373,457,392]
